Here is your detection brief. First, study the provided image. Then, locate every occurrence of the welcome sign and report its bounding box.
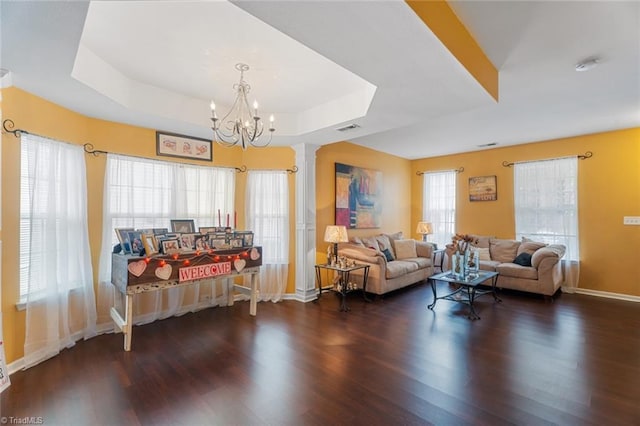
[178,261,231,282]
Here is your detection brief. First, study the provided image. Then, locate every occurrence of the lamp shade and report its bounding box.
[324,225,349,243]
[416,222,433,235]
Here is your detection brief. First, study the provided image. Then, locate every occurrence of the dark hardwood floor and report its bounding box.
[2,282,639,425]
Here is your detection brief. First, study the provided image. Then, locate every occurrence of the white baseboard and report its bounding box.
[7,357,24,376]
[573,288,640,302]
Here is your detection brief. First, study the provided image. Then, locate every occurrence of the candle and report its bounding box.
[226,213,229,228]
[218,209,221,227]
[234,211,237,229]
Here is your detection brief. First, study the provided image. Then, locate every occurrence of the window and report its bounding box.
[246,171,288,264]
[19,134,92,299]
[422,171,457,248]
[104,155,235,246]
[514,157,579,261]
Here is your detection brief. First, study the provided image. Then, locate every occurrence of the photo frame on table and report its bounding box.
[170,219,195,233]
[235,231,254,247]
[127,231,144,255]
[160,238,180,254]
[142,234,158,256]
[209,237,227,249]
[194,234,211,250]
[199,227,217,234]
[178,233,198,251]
[156,131,212,161]
[153,228,169,235]
[115,228,134,253]
[469,175,497,201]
[229,237,244,248]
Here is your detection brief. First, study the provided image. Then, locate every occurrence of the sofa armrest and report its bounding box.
[531,244,565,269]
[415,241,434,259]
[338,245,386,266]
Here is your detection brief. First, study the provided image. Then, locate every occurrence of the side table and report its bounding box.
[315,263,370,311]
[432,249,445,273]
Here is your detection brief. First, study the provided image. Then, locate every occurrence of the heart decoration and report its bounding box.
[234,259,246,272]
[155,264,172,281]
[250,248,260,261]
[128,260,147,277]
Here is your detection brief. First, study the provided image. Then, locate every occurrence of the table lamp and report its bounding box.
[324,225,349,261]
[416,221,433,243]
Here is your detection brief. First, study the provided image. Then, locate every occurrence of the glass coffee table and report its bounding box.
[428,270,501,320]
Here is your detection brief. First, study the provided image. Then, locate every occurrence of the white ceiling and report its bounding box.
[1,0,639,160]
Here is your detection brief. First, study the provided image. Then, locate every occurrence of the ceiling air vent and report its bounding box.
[478,142,498,148]
[336,123,360,132]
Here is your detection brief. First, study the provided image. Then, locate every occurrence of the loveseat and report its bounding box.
[445,235,566,297]
[337,232,434,295]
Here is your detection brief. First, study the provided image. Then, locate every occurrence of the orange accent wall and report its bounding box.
[411,128,640,297]
[1,87,295,363]
[316,142,412,262]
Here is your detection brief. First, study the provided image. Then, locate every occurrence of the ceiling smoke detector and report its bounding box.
[336,123,360,132]
[575,58,600,72]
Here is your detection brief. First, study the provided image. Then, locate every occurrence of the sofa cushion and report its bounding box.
[349,236,365,247]
[496,263,538,280]
[394,239,417,259]
[489,239,520,263]
[384,231,404,254]
[471,235,493,249]
[513,252,533,267]
[477,247,491,261]
[375,234,395,258]
[385,260,419,279]
[479,260,501,272]
[406,257,431,269]
[517,239,548,256]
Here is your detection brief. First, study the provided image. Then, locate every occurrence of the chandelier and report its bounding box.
[210,63,275,149]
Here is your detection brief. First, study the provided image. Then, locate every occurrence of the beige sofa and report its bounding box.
[445,235,566,297]
[337,232,434,296]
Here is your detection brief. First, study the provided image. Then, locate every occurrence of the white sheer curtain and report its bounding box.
[246,171,289,302]
[96,154,235,333]
[514,157,580,290]
[422,171,457,248]
[21,134,97,369]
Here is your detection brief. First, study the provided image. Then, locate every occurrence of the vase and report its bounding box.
[467,249,479,275]
[451,252,463,278]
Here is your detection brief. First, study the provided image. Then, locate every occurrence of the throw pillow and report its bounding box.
[489,239,520,263]
[477,247,491,261]
[361,236,380,252]
[512,252,532,267]
[349,236,365,247]
[382,248,395,262]
[394,239,417,259]
[517,239,548,256]
[375,234,395,259]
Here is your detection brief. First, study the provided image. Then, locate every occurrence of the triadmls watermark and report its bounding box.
[1,417,44,425]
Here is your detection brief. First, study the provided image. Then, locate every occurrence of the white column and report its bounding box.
[292,143,319,302]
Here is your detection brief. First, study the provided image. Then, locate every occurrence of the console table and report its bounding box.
[111,248,262,351]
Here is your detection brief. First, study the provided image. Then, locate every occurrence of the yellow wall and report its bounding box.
[411,128,640,296]
[1,87,296,363]
[316,142,412,261]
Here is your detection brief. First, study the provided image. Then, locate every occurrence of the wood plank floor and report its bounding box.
[2,282,639,425]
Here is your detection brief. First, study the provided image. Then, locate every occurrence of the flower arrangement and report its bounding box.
[451,233,478,254]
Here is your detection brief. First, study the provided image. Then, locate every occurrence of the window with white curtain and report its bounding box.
[19,134,93,299]
[103,154,235,246]
[422,171,457,248]
[246,171,289,301]
[514,157,580,290]
[514,157,579,260]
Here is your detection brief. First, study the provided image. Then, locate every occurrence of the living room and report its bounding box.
[1,0,639,423]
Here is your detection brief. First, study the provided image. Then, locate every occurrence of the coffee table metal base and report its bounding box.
[428,271,501,320]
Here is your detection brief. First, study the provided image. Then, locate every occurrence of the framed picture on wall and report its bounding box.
[334,162,383,229]
[469,175,497,201]
[156,131,212,161]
